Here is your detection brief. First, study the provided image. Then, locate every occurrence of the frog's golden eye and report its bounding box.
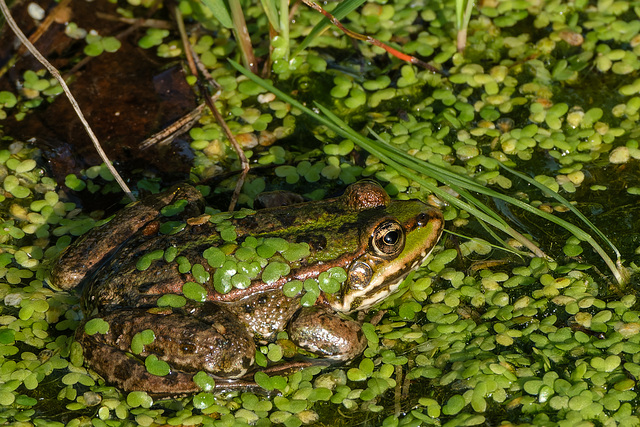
[371,220,405,258]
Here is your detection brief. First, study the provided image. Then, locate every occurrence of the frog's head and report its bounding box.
[324,181,444,313]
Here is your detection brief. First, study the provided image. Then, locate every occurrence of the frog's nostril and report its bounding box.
[416,212,430,226]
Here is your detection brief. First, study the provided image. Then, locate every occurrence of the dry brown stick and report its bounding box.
[139,104,207,150]
[0,0,72,81]
[0,0,135,201]
[174,5,250,211]
[16,0,72,56]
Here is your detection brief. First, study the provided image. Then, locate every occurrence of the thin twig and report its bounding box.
[174,5,250,211]
[139,104,206,150]
[16,0,72,56]
[0,0,135,201]
[300,0,441,73]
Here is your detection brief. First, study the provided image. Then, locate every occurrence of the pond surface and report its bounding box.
[0,0,640,425]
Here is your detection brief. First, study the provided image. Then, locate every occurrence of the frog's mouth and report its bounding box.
[335,251,428,313]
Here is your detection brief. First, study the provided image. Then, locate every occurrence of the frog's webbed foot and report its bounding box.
[51,184,204,291]
[287,306,367,361]
[76,303,255,396]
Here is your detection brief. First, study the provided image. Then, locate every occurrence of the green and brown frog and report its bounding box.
[50,181,444,396]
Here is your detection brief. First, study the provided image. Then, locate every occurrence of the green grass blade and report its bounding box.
[498,163,623,262]
[315,103,547,258]
[259,0,281,31]
[200,0,233,28]
[228,59,625,283]
[293,0,368,56]
[455,0,465,29]
[278,0,289,60]
[323,107,624,283]
[229,59,543,255]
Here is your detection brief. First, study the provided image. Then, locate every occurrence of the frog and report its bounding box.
[50,181,444,396]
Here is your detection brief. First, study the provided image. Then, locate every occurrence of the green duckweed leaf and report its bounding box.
[191,263,210,284]
[256,243,277,259]
[231,273,251,289]
[183,281,207,302]
[282,242,310,262]
[127,391,153,408]
[131,329,155,354]
[254,371,273,390]
[145,354,170,376]
[204,247,225,268]
[267,344,283,362]
[217,224,237,242]
[161,199,188,217]
[193,392,216,410]
[84,318,110,335]
[159,221,186,235]
[136,250,164,271]
[318,272,340,294]
[300,292,318,307]
[264,237,289,252]
[164,246,178,263]
[157,294,187,308]
[176,256,191,274]
[193,371,216,392]
[442,394,466,415]
[262,262,290,284]
[283,280,303,298]
[0,329,15,344]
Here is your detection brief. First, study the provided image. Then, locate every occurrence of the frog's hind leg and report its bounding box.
[76,303,255,396]
[51,184,204,291]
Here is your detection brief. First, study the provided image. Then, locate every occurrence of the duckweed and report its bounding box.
[156,293,186,308]
[159,220,186,235]
[135,249,164,271]
[144,355,170,376]
[84,318,109,335]
[4,0,640,425]
[183,281,207,302]
[131,329,155,354]
[261,261,290,284]
[176,256,191,273]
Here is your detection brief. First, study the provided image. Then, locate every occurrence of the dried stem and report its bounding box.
[0,0,135,201]
[139,104,206,150]
[174,5,250,211]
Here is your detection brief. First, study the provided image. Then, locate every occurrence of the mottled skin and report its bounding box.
[51,182,444,396]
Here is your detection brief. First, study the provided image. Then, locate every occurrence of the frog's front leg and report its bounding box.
[287,307,367,361]
[76,302,255,395]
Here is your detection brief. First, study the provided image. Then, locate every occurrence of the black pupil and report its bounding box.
[384,230,399,245]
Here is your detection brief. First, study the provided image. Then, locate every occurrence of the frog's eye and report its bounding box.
[371,220,405,258]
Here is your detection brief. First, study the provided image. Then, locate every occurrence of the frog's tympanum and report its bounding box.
[51,181,444,396]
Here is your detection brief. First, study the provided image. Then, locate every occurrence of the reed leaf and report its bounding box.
[200,0,233,28]
[228,59,626,284]
[259,0,281,31]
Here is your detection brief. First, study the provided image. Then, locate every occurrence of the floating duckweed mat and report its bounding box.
[2,0,640,425]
